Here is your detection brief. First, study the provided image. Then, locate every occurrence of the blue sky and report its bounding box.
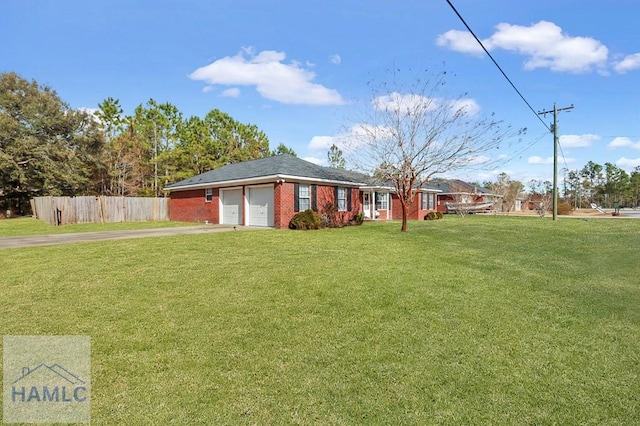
[2,0,639,185]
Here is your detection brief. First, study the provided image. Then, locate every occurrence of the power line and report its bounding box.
[558,141,570,170]
[507,131,550,160]
[444,0,550,132]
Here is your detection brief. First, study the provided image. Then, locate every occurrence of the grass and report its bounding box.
[1,216,639,424]
[0,217,195,237]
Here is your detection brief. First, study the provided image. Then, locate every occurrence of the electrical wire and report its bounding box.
[559,142,570,170]
[502,131,549,162]
[444,0,551,132]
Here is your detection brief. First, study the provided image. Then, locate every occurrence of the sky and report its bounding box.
[2,0,639,185]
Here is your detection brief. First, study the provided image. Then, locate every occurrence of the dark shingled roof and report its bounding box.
[165,154,367,189]
[429,178,491,194]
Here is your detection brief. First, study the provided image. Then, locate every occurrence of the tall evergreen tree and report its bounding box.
[0,72,104,213]
[327,144,346,169]
[271,143,297,157]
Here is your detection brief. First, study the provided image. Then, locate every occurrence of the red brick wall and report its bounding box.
[276,183,361,229]
[169,189,219,223]
[436,194,450,212]
[415,192,436,220]
[274,182,295,229]
[171,183,362,228]
[351,188,362,216]
[390,193,418,220]
[391,194,403,220]
[391,192,435,220]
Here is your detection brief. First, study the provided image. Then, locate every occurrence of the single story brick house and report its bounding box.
[165,155,440,228]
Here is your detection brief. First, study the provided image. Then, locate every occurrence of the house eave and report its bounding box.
[360,185,442,193]
[165,174,365,192]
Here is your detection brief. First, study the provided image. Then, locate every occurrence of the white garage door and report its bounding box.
[221,189,243,225]
[248,185,274,227]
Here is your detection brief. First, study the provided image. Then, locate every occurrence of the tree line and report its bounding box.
[0,72,295,214]
[564,161,640,208]
[485,161,640,212]
[3,71,638,217]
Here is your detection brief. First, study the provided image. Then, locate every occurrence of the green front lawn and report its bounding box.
[0,217,195,237]
[1,217,638,424]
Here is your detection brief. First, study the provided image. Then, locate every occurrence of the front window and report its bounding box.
[421,193,435,210]
[299,184,310,211]
[337,187,346,211]
[375,192,388,210]
[205,188,213,202]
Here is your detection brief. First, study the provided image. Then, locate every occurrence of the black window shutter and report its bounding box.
[294,182,300,212]
[334,186,338,207]
[311,185,317,211]
[347,188,352,211]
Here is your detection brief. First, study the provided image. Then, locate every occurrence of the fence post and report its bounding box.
[98,196,105,224]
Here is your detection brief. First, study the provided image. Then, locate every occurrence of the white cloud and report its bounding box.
[528,155,576,165]
[613,53,640,73]
[189,48,345,105]
[466,155,492,165]
[373,93,480,116]
[528,156,554,165]
[202,85,214,93]
[308,136,336,151]
[616,157,640,169]
[373,92,434,113]
[343,124,396,150]
[608,137,640,150]
[329,54,342,65]
[308,124,391,154]
[560,134,600,148]
[449,98,481,116]
[436,30,484,55]
[221,87,241,98]
[438,21,609,74]
[302,156,324,165]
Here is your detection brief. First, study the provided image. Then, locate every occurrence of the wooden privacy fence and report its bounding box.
[31,196,169,225]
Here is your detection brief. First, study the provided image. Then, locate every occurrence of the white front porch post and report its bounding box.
[386,193,390,220]
[372,191,376,221]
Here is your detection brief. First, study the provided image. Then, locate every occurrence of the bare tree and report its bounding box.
[346,70,522,231]
[529,179,552,217]
[489,172,524,213]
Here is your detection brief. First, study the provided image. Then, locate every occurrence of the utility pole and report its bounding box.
[153,120,158,197]
[538,103,574,221]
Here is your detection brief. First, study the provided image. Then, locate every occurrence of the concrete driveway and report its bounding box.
[0,225,265,250]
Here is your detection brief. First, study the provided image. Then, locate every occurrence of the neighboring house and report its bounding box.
[429,179,500,213]
[514,196,525,212]
[164,155,440,228]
